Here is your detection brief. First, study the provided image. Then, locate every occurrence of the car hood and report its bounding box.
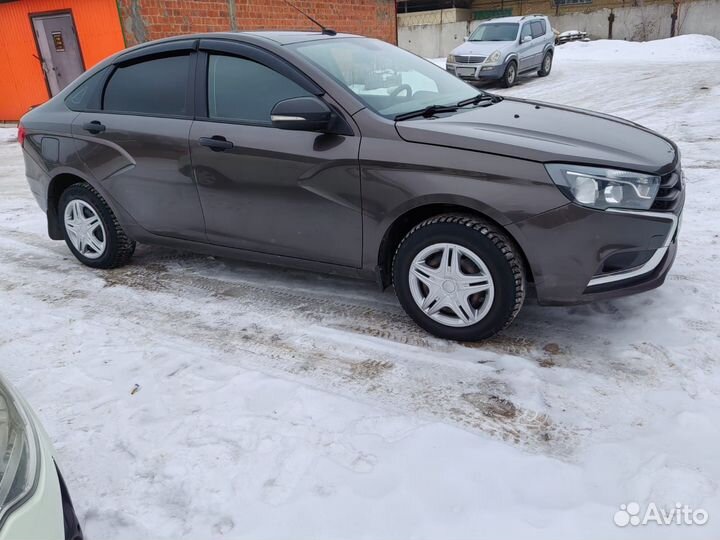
[451,41,515,57]
[395,98,677,173]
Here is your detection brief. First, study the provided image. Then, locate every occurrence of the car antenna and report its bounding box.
[282,0,337,36]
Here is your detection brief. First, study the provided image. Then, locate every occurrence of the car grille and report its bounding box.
[652,169,683,211]
[454,55,486,64]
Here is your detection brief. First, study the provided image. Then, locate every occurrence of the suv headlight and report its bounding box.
[486,50,502,64]
[446,54,456,64]
[545,164,661,210]
[0,377,40,529]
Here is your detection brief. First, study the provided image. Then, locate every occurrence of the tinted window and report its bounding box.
[531,21,545,38]
[207,54,311,123]
[104,55,189,116]
[65,67,109,111]
[520,24,533,41]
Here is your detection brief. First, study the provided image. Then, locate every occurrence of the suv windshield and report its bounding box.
[469,23,519,42]
[290,37,478,119]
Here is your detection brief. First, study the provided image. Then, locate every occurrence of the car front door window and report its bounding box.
[521,24,532,42]
[206,54,312,123]
[188,49,363,267]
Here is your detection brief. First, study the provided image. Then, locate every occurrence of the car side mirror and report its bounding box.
[271,96,333,132]
[522,35,532,44]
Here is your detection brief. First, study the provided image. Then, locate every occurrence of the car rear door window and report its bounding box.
[207,54,312,124]
[65,67,109,111]
[531,21,545,39]
[103,55,190,116]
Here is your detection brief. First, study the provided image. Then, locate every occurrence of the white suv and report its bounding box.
[446,15,555,87]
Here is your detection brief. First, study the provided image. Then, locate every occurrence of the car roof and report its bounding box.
[239,30,362,44]
[148,30,363,46]
[479,15,545,23]
[109,30,363,61]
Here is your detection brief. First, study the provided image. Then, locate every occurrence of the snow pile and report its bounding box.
[558,34,720,63]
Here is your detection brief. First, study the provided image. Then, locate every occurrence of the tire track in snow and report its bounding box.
[0,227,577,456]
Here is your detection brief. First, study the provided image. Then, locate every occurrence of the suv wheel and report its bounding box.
[392,215,526,341]
[59,183,136,269]
[501,61,517,88]
[538,51,553,77]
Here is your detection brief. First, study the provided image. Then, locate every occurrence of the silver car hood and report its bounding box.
[450,41,515,57]
[395,98,677,173]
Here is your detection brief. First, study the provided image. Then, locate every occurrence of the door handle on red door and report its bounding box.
[83,121,106,134]
[199,136,234,152]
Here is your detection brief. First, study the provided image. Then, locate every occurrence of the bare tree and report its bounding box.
[632,0,657,42]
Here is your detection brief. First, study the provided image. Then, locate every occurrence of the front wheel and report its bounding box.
[392,215,526,341]
[501,61,517,88]
[59,182,136,269]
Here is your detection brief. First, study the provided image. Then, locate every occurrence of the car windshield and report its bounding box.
[290,37,479,119]
[469,23,519,42]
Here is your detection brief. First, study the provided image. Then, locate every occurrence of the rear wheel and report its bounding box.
[59,183,135,269]
[392,215,526,341]
[501,61,517,88]
[538,51,553,77]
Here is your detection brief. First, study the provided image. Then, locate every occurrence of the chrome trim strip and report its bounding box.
[587,209,679,287]
[270,115,306,122]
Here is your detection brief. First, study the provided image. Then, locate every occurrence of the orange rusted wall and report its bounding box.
[0,0,125,121]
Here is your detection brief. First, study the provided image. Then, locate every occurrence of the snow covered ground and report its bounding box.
[1,35,720,539]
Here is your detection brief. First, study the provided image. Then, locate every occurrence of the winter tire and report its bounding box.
[392,214,526,341]
[59,182,135,269]
[538,51,553,77]
[501,61,517,88]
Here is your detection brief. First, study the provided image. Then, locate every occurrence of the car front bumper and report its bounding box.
[508,194,684,305]
[446,62,505,80]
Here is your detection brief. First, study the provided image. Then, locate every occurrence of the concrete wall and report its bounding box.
[550,0,720,40]
[550,4,671,41]
[399,0,720,58]
[398,21,470,58]
[398,8,471,27]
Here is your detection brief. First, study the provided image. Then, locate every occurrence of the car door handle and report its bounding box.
[83,121,106,134]
[199,136,234,152]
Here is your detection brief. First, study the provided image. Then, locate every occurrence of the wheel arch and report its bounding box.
[504,53,518,66]
[46,172,89,240]
[46,170,138,242]
[375,202,534,289]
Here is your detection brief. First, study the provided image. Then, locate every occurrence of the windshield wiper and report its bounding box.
[456,93,503,107]
[395,104,458,121]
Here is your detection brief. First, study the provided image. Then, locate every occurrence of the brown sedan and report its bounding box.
[19,32,683,341]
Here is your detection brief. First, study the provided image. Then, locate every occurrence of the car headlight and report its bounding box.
[486,50,502,64]
[545,164,661,210]
[0,377,40,529]
[446,54,456,64]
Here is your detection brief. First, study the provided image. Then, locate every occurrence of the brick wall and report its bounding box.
[116,0,397,46]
